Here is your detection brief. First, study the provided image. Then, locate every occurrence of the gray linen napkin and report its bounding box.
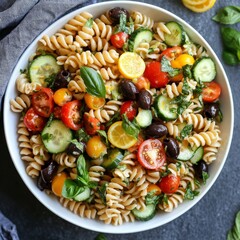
[0,0,97,110]
[0,1,96,238]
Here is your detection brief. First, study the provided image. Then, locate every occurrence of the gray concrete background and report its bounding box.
[0,0,239,239]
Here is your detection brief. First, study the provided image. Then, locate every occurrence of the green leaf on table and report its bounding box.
[95,233,108,240]
[227,211,240,240]
[221,27,240,51]
[212,6,240,24]
[222,50,239,65]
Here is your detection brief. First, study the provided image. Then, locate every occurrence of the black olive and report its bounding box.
[108,7,130,24]
[145,122,168,138]
[194,160,208,180]
[163,138,180,159]
[203,103,220,119]
[137,90,152,110]
[53,70,71,90]
[41,161,58,184]
[66,141,85,156]
[119,80,139,100]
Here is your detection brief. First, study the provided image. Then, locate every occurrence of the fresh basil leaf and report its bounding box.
[115,14,134,35]
[97,130,109,146]
[180,124,193,139]
[97,182,108,205]
[182,78,191,95]
[70,139,84,153]
[227,211,240,240]
[122,114,140,138]
[182,64,192,78]
[184,183,199,200]
[76,129,90,142]
[106,112,121,127]
[95,233,108,240]
[202,171,209,185]
[77,155,88,179]
[80,66,106,98]
[145,191,160,205]
[212,6,240,24]
[222,50,239,65]
[84,18,93,28]
[62,179,85,199]
[46,113,54,127]
[161,56,181,77]
[221,27,240,51]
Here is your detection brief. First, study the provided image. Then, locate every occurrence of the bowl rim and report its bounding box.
[3,0,234,234]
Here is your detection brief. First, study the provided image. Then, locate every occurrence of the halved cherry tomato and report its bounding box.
[110,32,128,48]
[158,174,180,194]
[137,139,166,170]
[202,81,221,103]
[120,101,137,121]
[61,100,82,130]
[144,61,169,88]
[53,88,72,106]
[52,172,68,197]
[134,76,150,91]
[32,88,54,117]
[171,54,195,69]
[159,46,182,60]
[84,113,100,135]
[84,93,105,110]
[86,136,107,159]
[24,107,47,132]
[147,184,162,195]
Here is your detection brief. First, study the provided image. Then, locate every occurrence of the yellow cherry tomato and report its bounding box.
[84,93,105,110]
[53,88,72,106]
[86,136,107,159]
[171,54,195,69]
[147,184,162,195]
[51,172,68,197]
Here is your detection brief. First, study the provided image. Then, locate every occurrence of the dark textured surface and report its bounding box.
[1,0,240,239]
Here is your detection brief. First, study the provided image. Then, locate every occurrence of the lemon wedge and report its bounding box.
[182,0,216,13]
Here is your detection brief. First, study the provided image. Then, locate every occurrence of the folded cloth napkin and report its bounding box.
[0,1,96,239]
[0,0,97,110]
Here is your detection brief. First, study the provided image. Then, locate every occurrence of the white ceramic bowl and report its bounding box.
[4,1,234,234]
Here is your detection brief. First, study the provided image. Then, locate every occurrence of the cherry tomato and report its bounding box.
[61,100,82,130]
[158,174,180,194]
[110,32,128,48]
[147,184,162,195]
[134,76,150,91]
[120,101,137,121]
[170,72,184,82]
[53,88,72,106]
[159,46,182,60]
[23,107,47,132]
[171,54,195,69]
[202,81,221,103]
[144,61,169,88]
[51,172,68,197]
[137,139,166,170]
[53,106,62,119]
[83,113,100,135]
[32,88,54,117]
[86,136,107,159]
[84,93,105,110]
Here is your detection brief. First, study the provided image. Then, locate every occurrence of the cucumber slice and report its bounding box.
[129,28,153,52]
[102,148,123,170]
[154,94,178,121]
[164,22,184,47]
[29,55,61,86]
[74,187,91,202]
[177,141,194,161]
[132,204,156,221]
[190,146,204,164]
[135,109,152,128]
[41,120,73,154]
[192,57,216,82]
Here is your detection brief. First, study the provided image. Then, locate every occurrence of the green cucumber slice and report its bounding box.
[164,22,184,47]
[132,204,156,221]
[190,146,204,164]
[41,120,73,154]
[102,148,123,170]
[135,109,152,128]
[74,187,91,202]
[29,54,61,86]
[177,141,194,161]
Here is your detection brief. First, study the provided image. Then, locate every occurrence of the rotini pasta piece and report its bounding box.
[89,165,106,182]
[146,170,161,184]
[73,26,95,49]
[97,12,113,25]
[98,66,120,81]
[94,21,113,41]
[161,162,190,178]
[30,134,50,160]
[112,166,132,182]
[67,75,86,93]
[121,153,137,166]
[10,94,31,113]
[203,136,221,164]
[16,73,40,95]
[131,11,154,29]
[98,207,123,225]
[52,152,77,168]
[158,187,185,212]
[165,121,180,138]
[188,97,203,113]
[180,162,196,190]
[88,36,109,52]
[120,194,137,211]
[153,22,171,42]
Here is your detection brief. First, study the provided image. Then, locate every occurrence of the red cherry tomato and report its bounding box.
[110,32,128,48]
[137,139,166,170]
[120,101,137,121]
[32,88,54,117]
[61,100,82,130]
[24,108,47,132]
[202,81,221,103]
[159,46,182,60]
[158,174,180,194]
[144,61,169,88]
[83,113,100,135]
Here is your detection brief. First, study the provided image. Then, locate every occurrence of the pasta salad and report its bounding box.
[10,7,222,225]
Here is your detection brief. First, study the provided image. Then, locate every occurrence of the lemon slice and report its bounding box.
[182,0,216,13]
[107,121,138,149]
[118,52,145,79]
[183,0,208,6]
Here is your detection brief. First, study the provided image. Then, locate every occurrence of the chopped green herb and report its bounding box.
[202,171,209,185]
[161,56,181,77]
[180,124,193,139]
[84,18,93,28]
[184,183,199,200]
[41,133,53,142]
[97,183,108,205]
[122,114,140,138]
[145,191,160,205]
[76,129,90,142]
